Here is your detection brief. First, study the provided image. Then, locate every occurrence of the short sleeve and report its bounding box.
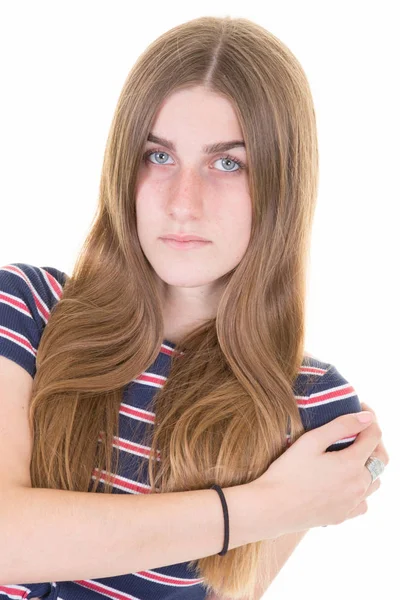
[0,263,67,599]
[0,263,67,379]
[305,362,363,452]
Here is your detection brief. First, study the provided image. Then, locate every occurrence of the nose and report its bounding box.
[167,166,205,214]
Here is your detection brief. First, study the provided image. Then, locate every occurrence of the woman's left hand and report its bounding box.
[360,401,390,466]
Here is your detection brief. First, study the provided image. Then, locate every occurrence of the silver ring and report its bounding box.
[365,456,385,483]
[322,456,385,528]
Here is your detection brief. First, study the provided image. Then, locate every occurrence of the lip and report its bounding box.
[160,234,210,242]
[161,238,211,250]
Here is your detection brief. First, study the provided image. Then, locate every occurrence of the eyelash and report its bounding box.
[142,148,247,174]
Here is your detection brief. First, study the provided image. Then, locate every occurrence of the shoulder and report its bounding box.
[0,262,68,296]
[0,262,69,377]
[294,354,362,451]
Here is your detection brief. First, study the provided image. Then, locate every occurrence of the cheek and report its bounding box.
[135,183,165,225]
[135,188,156,228]
[223,204,252,242]
[134,201,153,249]
[218,220,251,268]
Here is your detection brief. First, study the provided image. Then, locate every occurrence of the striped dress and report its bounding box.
[0,263,362,600]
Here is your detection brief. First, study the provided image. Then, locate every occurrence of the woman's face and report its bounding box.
[135,85,252,314]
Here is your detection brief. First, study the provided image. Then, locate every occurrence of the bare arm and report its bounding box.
[0,482,277,585]
[0,356,283,586]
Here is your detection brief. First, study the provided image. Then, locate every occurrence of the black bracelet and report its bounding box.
[210,484,229,556]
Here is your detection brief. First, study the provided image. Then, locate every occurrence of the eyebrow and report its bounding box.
[147,132,246,154]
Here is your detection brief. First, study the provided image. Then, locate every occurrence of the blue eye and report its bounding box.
[144,150,173,165]
[214,155,246,173]
[143,149,246,174]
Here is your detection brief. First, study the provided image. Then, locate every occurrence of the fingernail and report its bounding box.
[357,411,373,423]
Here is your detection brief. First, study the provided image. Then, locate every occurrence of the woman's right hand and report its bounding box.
[248,410,389,538]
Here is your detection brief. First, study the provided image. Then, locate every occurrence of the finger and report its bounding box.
[343,420,382,466]
[371,439,390,466]
[346,499,368,521]
[361,401,376,417]
[361,404,389,462]
[364,477,381,498]
[362,444,387,489]
[360,402,390,465]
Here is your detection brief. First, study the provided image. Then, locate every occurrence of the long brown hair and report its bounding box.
[29,15,319,598]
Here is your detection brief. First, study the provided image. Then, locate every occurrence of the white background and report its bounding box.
[0,1,398,598]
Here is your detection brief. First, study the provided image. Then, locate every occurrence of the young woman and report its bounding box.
[0,15,389,600]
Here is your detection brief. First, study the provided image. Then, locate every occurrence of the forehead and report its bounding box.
[149,87,245,149]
